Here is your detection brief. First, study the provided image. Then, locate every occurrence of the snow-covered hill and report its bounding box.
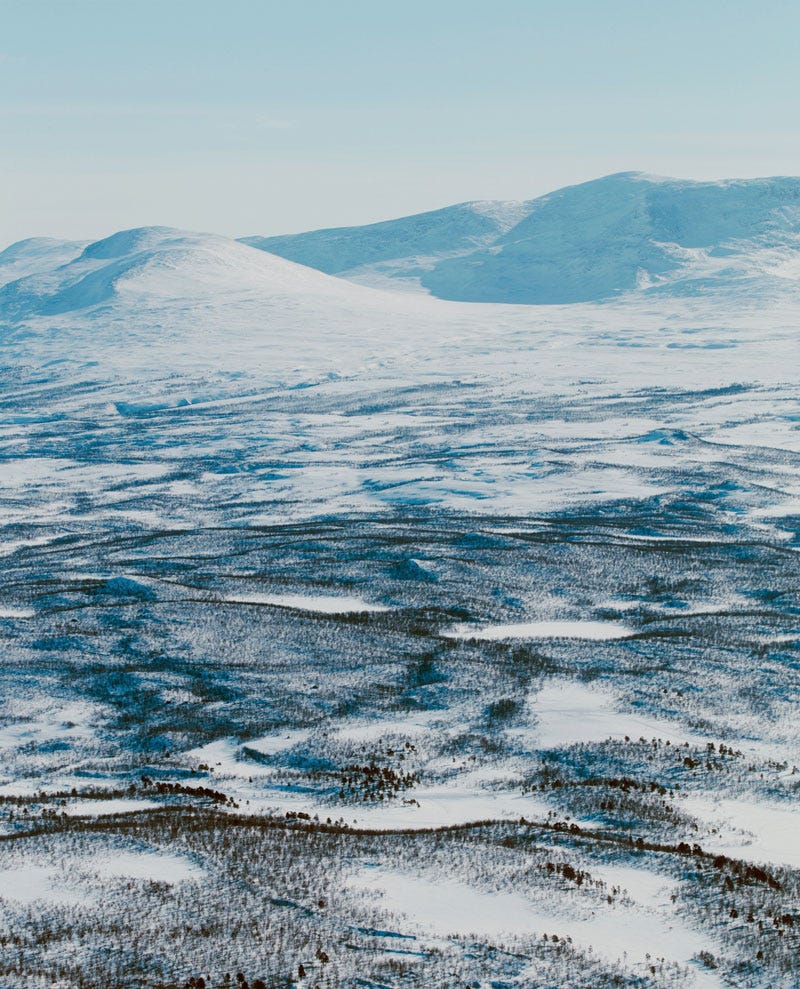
[241,199,534,292]
[0,236,87,288]
[1,219,796,522]
[0,225,442,381]
[0,226,374,316]
[244,172,800,302]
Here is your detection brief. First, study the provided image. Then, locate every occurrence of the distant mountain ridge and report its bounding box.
[241,199,534,294]
[0,226,367,319]
[242,172,800,303]
[3,172,800,311]
[0,236,89,288]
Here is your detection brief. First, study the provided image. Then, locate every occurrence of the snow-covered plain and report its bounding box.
[216,592,391,613]
[519,680,709,750]
[0,865,87,906]
[444,619,635,641]
[682,795,800,870]
[346,864,725,987]
[0,849,202,911]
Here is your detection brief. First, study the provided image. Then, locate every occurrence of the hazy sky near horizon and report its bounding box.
[2,0,800,245]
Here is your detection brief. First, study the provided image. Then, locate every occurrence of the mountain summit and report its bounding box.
[0,227,369,318]
[244,172,800,303]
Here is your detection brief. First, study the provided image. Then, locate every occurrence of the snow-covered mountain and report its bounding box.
[0,226,369,317]
[0,225,443,381]
[8,172,799,318]
[0,236,88,288]
[241,199,533,293]
[244,172,800,302]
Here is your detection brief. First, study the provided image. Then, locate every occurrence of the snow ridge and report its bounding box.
[243,171,800,303]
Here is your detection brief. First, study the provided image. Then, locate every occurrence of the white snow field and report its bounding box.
[346,865,725,987]
[682,795,800,870]
[1,177,800,988]
[520,680,710,750]
[0,850,202,911]
[91,850,204,882]
[0,865,88,906]
[62,798,160,817]
[443,619,635,641]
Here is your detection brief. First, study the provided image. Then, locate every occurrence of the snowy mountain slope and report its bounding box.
[0,226,449,380]
[241,199,534,291]
[0,236,87,288]
[245,172,800,302]
[0,226,376,316]
[425,172,800,302]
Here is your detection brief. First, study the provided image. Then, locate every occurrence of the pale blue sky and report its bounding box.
[2,0,799,244]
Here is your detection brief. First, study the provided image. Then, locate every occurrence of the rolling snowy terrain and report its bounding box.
[246,172,800,303]
[1,181,799,989]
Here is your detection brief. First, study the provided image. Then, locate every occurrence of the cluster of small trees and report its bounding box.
[140,775,239,808]
[675,842,800,982]
[178,972,270,989]
[337,760,418,802]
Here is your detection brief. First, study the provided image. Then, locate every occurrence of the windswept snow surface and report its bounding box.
[347,866,725,987]
[520,680,709,750]
[0,237,87,287]
[443,619,634,641]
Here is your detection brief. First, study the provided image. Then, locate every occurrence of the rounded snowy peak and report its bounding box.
[79,226,188,260]
[0,237,89,288]
[422,172,800,303]
[0,227,376,318]
[0,236,82,261]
